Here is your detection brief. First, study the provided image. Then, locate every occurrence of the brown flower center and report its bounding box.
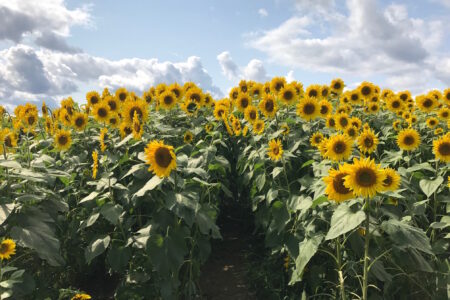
[364,137,373,148]
[108,100,117,111]
[303,103,316,115]
[240,98,249,109]
[361,86,371,96]
[155,147,172,168]
[4,136,12,147]
[383,175,393,187]
[333,173,351,194]
[339,117,348,127]
[265,100,274,112]
[355,168,377,187]
[91,96,99,105]
[320,105,329,115]
[403,135,415,146]
[129,107,142,120]
[392,101,400,108]
[75,117,85,127]
[334,141,346,154]
[119,93,127,101]
[98,108,108,118]
[438,142,450,156]
[58,135,68,146]
[308,89,318,98]
[423,98,433,108]
[283,91,293,101]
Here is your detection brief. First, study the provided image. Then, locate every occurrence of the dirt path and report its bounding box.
[199,218,256,300]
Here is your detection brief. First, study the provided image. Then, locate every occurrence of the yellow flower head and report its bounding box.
[253,120,265,135]
[0,239,16,260]
[184,131,193,144]
[325,134,353,162]
[71,293,91,300]
[381,168,401,192]
[310,132,324,147]
[323,167,354,203]
[279,84,298,105]
[433,135,450,162]
[296,97,319,121]
[258,94,278,118]
[267,139,283,161]
[397,128,421,151]
[342,157,385,198]
[72,112,88,131]
[144,140,177,178]
[357,128,379,154]
[244,105,259,124]
[54,129,72,151]
[92,151,98,179]
[330,78,344,94]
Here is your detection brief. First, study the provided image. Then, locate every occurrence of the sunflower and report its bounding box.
[443,88,450,106]
[270,77,286,94]
[292,81,304,97]
[330,78,344,94]
[259,95,278,118]
[357,128,379,154]
[381,168,401,191]
[72,112,88,131]
[279,84,298,105]
[86,91,101,107]
[144,140,176,178]
[323,167,354,202]
[367,102,380,114]
[71,293,91,300]
[158,91,177,110]
[358,81,374,99]
[132,113,143,140]
[253,120,265,135]
[142,90,154,104]
[236,93,251,112]
[319,100,332,117]
[342,157,385,198]
[0,239,16,260]
[340,92,350,105]
[92,151,98,179]
[426,117,439,129]
[92,102,110,123]
[438,107,449,120]
[433,135,450,162]
[345,126,359,140]
[310,132,324,147]
[185,88,205,107]
[168,83,184,101]
[386,96,403,112]
[326,134,353,162]
[398,91,411,102]
[122,98,148,124]
[305,84,322,99]
[108,113,120,128]
[416,95,437,112]
[381,89,394,100]
[203,93,213,107]
[434,128,443,135]
[229,87,240,102]
[214,104,229,121]
[326,115,337,129]
[45,117,53,134]
[320,85,330,99]
[183,82,198,93]
[104,95,120,113]
[397,128,421,151]
[393,120,402,131]
[350,117,362,129]
[54,129,72,151]
[119,121,133,139]
[319,138,329,157]
[205,123,214,133]
[242,125,249,137]
[184,131,193,144]
[349,90,362,105]
[99,128,107,152]
[115,88,128,102]
[239,80,249,93]
[336,113,350,130]
[181,98,199,116]
[244,105,259,124]
[232,118,242,135]
[267,139,283,161]
[296,97,319,121]
[249,83,263,98]
[281,124,290,135]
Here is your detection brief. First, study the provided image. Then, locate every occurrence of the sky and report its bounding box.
[0,0,450,112]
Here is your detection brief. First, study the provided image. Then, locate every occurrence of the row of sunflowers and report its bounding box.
[0,77,448,299]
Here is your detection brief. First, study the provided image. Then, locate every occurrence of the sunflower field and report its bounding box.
[0,78,449,300]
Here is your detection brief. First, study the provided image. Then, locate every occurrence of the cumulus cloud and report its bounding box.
[249,0,449,92]
[0,45,223,111]
[258,8,268,17]
[217,51,269,82]
[0,0,90,51]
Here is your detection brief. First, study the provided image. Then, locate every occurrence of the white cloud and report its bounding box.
[217,51,269,82]
[286,70,295,82]
[258,8,268,17]
[0,0,90,52]
[249,0,449,92]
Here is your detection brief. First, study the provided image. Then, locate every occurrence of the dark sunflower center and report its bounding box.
[218,109,224,117]
[438,142,450,156]
[348,128,356,136]
[27,116,35,125]
[446,93,450,100]
[429,120,436,126]
[145,95,152,103]
[191,93,201,103]
[129,107,142,120]
[164,96,173,105]
[119,93,127,101]
[351,94,358,101]
[155,147,172,168]
[423,99,433,108]
[265,100,274,112]
[329,119,336,127]
[232,91,238,99]
[273,147,279,155]
[241,86,248,93]
[124,126,132,135]
[275,83,283,92]
[108,100,117,110]
[333,173,351,194]
[172,89,180,98]
[250,111,257,120]
[321,89,328,97]
[284,91,293,101]
[240,98,249,108]
[320,105,329,115]
[314,136,322,144]
[303,103,316,115]
[98,108,107,118]
[355,168,377,187]
[442,111,449,118]
[308,90,318,98]
[400,94,407,101]
[253,89,260,96]
[334,141,346,154]
[392,101,400,108]
[75,117,84,127]
[58,135,68,146]
[4,136,12,147]
[91,96,99,105]
[0,243,8,253]
[361,86,371,96]
[110,117,117,125]
[383,175,393,187]
[403,135,415,146]
[371,105,378,111]
[334,82,341,89]
[364,137,373,147]
[339,117,348,127]
[187,102,197,112]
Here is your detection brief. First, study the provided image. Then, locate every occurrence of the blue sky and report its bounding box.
[1,0,450,111]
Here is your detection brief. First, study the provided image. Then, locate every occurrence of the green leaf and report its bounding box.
[301,160,314,169]
[270,200,290,233]
[79,191,100,204]
[272,167,283,179]
[0,204,15,225]
[381,219,433,255]
[107,246,131,272]
[134,176,163,197]
[419,176,444,198]
[255,173,266,191]
[120,163,146,179]
[289,233,324,284]
[311,196,328,208]
[0,160,22,169]
[85,235,111,264]
[325,203,365,240]
[100,203,123,225]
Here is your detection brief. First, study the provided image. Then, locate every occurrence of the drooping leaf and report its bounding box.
[325,203,365,240]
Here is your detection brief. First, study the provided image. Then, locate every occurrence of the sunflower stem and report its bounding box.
[362,198,371,300]
[431,160,439,243]
[282,158,291,196]
[336,238,346,300]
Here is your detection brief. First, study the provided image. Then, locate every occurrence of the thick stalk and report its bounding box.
[336,239,346,300]
[362,198,370,300]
